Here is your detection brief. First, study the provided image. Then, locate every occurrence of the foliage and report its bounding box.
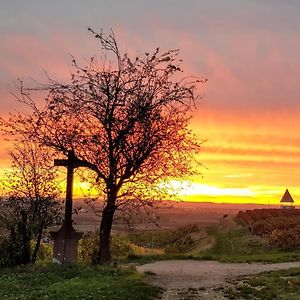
[237,209,300,251]
[78,231,133,263]
[0,141,62,266]
[78,225,198,264]
[0,236,20,267]
[237,209,300,225]
[269,226,300,250]
[225,268,300,300]
[0,238,53,267]
[1,29,205,264]
[128,224,198,252]
[31,241,53,262]
[0,263,160,300]
[164,235,194,254]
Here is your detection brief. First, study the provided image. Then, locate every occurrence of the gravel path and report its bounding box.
[136,260,300,299]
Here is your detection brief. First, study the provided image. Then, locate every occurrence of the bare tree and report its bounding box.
[0,141,61,265]
[1,29,205,264]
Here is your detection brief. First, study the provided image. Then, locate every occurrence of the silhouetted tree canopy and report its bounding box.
[0,141,61,266]
[1,29,206,264]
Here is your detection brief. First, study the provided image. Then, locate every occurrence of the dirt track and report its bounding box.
[137,260,300,299]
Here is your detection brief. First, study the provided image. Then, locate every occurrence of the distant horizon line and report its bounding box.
[0,195,294,207]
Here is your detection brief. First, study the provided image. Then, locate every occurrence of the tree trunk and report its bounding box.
[31,227,43,263]
[96,204,116,264]
[18,211,31,265]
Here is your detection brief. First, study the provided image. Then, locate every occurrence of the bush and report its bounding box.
[111,235,132,258]
[0,236,28,267]
[0,236,54,268]
[269,226,300,250]
[165,235,194,254]
[237,209,300,225]
[30,241,53,262]
[78,232,99,263]
[78,231,132,263]
[0,237,14,267]
[128,224,198,249]
[237,209,300,251]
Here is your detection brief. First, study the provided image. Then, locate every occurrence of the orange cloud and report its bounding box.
[2,18,300,204]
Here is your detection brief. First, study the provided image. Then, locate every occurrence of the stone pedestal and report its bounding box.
[50,223,83,264]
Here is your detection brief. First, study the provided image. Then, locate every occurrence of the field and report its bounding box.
[68,200,272,233]
[47,201,300,264]
[5,202,300,299]
[71,203,300,265]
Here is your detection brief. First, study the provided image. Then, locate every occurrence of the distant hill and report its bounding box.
[63,200,284,232]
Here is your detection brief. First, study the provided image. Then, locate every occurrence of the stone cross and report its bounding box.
[55,151,79,228]
[51,150,92,263]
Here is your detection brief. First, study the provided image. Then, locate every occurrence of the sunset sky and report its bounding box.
[1,0,300,204]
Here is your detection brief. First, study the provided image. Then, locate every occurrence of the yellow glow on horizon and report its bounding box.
[166,180,256,197]
[1,109,300,206]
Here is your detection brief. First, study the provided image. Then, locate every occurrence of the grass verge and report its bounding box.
[201,226,300,263]
[120,252,199,264]
[0,263,160,300]
[225,268,300,300]
[120,222,300,264]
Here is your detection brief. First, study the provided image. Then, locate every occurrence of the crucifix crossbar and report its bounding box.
[54,150,93,227]
[51,150,97,263]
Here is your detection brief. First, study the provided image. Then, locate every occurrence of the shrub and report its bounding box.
[0,237,54,268]
[111,235,132,259]
[78,232,132,263]
[269,226,300,250]
[252,217,296,236]
[128,224,198,249]
[0,233,31,267]
[31,241,53,262]
[0,237,15,267]
[165,235,194,254]
[78,231,99,263]
[237,209,300,226]
[237,209,300,251]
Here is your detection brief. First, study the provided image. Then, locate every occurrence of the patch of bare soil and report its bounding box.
[137,260,300,299]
